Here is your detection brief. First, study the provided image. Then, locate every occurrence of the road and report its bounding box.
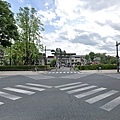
[0,67,120,120]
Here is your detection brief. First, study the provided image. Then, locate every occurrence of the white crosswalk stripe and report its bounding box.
[3,87,35,95]
[59,73,92,79]
[54,82,82,88]
[100,96,120,111]
[60,83,89,91]
[85,90,118,104]
[0,91,21,100]
[25,83,52,88]
[0,102,4,105]
[47,71,80,74]
[0,83,52,107]
[55,82,120,111]
[15,85,45,91]
[25,75,56,80]
[67,85,97,94]
[75,87,107,99]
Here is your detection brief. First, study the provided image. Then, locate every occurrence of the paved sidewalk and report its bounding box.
[0,71,45,76]
[0,70,118,76]
[80,70,117,74]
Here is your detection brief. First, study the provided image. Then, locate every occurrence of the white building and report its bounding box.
[47,56,55,64]
[67,55,86,66]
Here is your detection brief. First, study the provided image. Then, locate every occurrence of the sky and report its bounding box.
[5,0,120,56]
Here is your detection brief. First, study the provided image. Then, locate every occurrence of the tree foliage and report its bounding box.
[15,7,44,65]
[85,52,116,64]
[0,0,18,47]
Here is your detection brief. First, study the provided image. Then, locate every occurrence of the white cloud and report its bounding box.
[39,0,120,56]
[18,0,24,3]
[38,9,56,24]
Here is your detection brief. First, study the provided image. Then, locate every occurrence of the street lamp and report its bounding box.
[116,41,120,73]
[44,46,53,71]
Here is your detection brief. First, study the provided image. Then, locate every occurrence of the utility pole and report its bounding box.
[116,41,120,73]
[44,46,46,71]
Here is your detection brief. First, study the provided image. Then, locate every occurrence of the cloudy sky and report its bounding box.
[6,0,120,56]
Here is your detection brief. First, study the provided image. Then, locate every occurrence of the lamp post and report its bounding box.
[44,46,53,71]
[116,41,120,73]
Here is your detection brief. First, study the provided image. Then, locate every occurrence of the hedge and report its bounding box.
[76,64,117,70]
[0,65,50,71]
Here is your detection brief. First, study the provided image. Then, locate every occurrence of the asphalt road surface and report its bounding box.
[0,67,120,120]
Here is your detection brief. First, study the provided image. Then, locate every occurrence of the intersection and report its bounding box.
[0,68,120,120]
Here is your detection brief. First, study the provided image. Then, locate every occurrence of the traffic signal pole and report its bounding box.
[44,46,46,71]
[116,41,120,73]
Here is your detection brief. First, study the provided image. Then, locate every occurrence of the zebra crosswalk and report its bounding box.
[46,71,80,74]
[1,80,120,112]
[0,83,52,106]
[54,81,120,112]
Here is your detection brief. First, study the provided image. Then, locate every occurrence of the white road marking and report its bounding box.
[67,85,97,94]
[56,72,58,73]
[63,72,66,73]
[59,73,92,79]
[15,85,45,91]
[74,72,76,73]
[85,90,118,104]
[100,96,120,111]
[70,72,73,73]
[0,91,21,100]
[60,83,88,91]
[52,72,55,73]
[75,87,107,99]
[3,87,35,95]
[67,72,69,73]
[54,82,82,88]
[26,83,52,88]
[26,75,55,80]
[60,72,62,73]
[0,102,4,105]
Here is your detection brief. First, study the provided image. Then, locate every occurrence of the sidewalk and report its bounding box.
[0,70,118,76]
[0,71,45,76]
[80,70,117,74]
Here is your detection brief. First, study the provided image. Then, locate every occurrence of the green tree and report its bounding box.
[16,7,44,65]
[100,53,106,64]
[89,52,95,61]
[0,0,19,47]
[85,54,89,61]
[50,59,56,67]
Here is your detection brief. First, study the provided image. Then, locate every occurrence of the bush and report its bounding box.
[0,65,49,71]
[77,64,117,70]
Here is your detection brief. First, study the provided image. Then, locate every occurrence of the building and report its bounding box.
[93,57,101,64]
[67,55,86,66]
[44,55,87,66]
[47,56,55,65]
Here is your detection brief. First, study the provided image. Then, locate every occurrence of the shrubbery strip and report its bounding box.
[0,65,50,71]
[76,64,117,70]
